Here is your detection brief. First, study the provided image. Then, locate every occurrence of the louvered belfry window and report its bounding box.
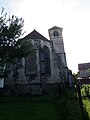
[53,30,59,36]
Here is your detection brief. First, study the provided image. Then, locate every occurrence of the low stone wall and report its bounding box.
[1,83,64,96]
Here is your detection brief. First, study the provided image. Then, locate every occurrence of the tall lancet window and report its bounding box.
[43,46,51,75]
[25,52,36,75]
[39,46,51,75]
[39,48,45,74]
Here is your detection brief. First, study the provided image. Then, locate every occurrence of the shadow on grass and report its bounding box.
[0,95,89,120]
[0,96,83,120]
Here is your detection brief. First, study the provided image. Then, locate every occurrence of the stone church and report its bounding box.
[3,26,72,96]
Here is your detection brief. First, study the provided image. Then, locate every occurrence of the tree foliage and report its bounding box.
[73,71,80,79]
[0,8,34,78]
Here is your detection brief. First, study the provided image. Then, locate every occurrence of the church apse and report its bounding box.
[3,27,70,96]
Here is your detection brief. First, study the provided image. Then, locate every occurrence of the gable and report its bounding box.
[23,30,51,42]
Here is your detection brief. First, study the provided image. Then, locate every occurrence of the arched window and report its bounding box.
[39,46,51,75]
[53,31,59,36]
[39,48,45,74]
[25,52,36,75]
[43,46,51,75]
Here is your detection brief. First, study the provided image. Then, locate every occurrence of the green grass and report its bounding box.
[0,96,82,120]
[0,102,59,120]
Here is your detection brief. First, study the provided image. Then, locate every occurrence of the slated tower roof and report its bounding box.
[49,26,62,30]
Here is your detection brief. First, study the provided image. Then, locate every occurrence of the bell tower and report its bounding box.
[48,26,67,67]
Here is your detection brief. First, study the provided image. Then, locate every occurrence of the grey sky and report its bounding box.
[0,0,90,73]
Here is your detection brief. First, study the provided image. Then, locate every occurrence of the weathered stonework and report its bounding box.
[3,26,71,96]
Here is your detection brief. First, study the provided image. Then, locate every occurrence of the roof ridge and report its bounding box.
[23,29,49,42]
[49,26,62,30]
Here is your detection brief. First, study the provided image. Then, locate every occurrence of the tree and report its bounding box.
[73,71,80,79]
[0,8,34,78]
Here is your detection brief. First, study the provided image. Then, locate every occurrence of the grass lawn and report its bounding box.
[0,96,82,120]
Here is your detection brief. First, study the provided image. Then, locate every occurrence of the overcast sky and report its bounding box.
[1,0,90,73]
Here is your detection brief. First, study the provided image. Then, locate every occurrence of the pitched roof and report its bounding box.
[49,26,62,30]
[23,29,49,41]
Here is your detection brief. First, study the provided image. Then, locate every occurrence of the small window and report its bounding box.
[53,31,59,36]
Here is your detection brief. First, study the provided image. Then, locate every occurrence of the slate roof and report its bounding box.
[49,26,62,30]
[23,29,50,42]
